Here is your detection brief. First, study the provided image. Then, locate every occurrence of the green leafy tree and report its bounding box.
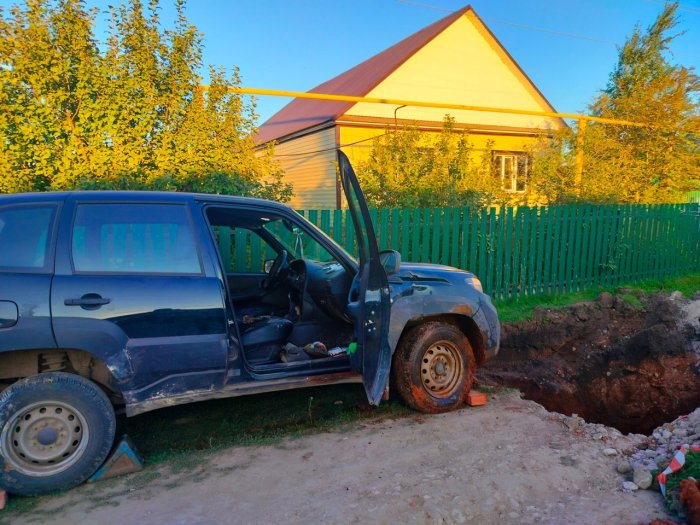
[356,117,501,208]
[0,0,291,200]
[524,129,577,205]
[581,1,700,203]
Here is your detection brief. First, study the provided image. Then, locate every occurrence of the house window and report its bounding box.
[494,152,529,193]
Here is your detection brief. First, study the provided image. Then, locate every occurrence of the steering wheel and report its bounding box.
[262,249,289,290]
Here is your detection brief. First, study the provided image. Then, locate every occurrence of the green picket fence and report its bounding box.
[295,203,700,301]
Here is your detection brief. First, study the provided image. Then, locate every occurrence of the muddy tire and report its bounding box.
[392,322,476,414]
[0,372,116,496]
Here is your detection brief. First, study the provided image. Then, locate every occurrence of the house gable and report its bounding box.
[256,5,565,146]
[342,11,564,130]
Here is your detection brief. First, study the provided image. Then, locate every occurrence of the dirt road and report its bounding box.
[4,390,671,525]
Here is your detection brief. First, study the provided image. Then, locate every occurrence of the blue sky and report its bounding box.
[2,0,699,125]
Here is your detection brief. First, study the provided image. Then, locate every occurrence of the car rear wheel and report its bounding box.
[392,322,475,413]
[0,372,116,496]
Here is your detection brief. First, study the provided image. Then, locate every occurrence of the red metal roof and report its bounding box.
[255,5,472,144]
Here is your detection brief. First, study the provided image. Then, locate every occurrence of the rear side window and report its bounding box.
[72,204,201,274]
[0,205,56,271]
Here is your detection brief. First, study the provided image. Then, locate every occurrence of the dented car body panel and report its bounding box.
[387,263,500,360]
[50,194,231,405]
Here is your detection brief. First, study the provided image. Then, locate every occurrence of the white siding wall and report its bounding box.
[272,127,338,209]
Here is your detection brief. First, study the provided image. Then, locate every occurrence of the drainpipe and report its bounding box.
[394,105,407,129]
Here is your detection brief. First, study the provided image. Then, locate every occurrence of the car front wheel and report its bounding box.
[0,372,116,496]
[392,322,476,413]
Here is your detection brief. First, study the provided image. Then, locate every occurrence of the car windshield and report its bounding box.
[263,214,357,266]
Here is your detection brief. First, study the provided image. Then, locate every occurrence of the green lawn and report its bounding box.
[122,383,412,464]
[495,272,700,323]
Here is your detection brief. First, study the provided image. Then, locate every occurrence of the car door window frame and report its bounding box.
[69,202,204,276]
[203,203,358,275]
[0,202,61,274]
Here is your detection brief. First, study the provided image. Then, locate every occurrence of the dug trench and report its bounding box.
[478,291,700,435]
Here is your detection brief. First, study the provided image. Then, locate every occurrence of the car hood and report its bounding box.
[395,262,475,284]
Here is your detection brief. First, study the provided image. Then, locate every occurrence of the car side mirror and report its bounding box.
[379,250,401,275]
[263,259,274,273]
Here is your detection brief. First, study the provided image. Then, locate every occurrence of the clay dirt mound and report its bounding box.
[479,292,700,434]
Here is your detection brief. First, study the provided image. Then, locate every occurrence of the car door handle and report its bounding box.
[64,294,111,308]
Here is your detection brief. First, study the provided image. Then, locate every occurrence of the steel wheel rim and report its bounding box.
[1,400,90,477]
[420,340,464,398]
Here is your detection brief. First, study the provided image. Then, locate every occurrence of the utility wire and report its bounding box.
[397,0,619,47]
[480,16,619,47]
[269,133,390,158]
[643,0,700,15]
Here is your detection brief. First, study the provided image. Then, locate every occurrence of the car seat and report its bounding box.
[239,316,293,363]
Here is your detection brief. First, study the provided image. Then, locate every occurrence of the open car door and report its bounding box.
[338,150,391,406]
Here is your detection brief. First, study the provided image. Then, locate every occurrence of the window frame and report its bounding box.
[69,202,204,276]
[494,151,530,193]
[0,202,60,274]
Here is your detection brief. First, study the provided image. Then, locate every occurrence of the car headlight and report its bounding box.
[466,276,483,293]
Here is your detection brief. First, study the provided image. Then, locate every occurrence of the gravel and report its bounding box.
[627,407,700,474]
[554,401,700,494]
[616,460,632,474]
[622,481,639,492]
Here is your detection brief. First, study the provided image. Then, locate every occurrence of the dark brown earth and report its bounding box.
[479,292,700,434]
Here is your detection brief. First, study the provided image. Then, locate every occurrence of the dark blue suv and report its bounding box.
[0,152,499,495]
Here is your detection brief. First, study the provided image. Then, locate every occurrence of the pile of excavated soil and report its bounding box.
[479,291,700,435]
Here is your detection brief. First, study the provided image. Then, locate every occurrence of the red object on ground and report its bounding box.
[0,490,7,510]
[467,391,488,406]
[658,445,700,496]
